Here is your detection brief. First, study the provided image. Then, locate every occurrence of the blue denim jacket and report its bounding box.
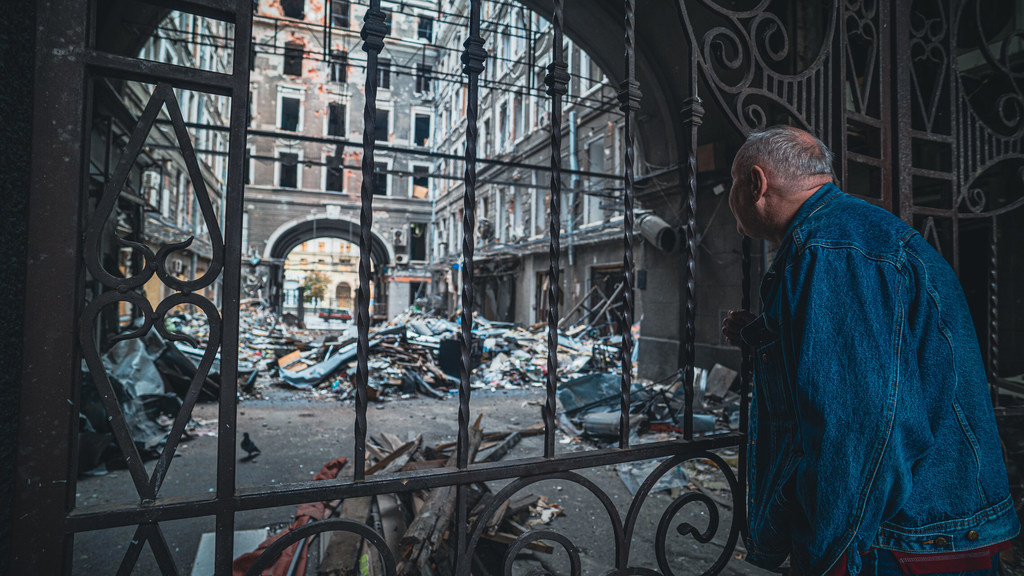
[741,184,1019,575]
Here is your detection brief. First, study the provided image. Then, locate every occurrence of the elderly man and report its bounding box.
[721,126,1018,576]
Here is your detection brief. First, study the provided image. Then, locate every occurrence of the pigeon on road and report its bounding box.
[241,432,261,460]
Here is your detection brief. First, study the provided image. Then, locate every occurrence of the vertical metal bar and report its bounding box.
[543,0,569,459]
[878,0,892,212]
[459,0,485,472]
[13,0,88,572]
[988,217,999,402]
[617,0,641,449]
[893,0,914,223]
[356,0,388,483]
[457,0,486,560]
[738,235,752,535]
[214,2,255,573]
[679,58,703,441]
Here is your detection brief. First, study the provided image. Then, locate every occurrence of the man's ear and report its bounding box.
[749,165,768,202]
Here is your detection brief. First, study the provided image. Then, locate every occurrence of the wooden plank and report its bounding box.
[318,497,372,576]
[480,532,553,554]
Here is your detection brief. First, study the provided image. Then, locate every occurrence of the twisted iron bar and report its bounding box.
[680,95,703,441]
[456,0,486,559]
[356,0,387,482]
[543,0,569,459]
[459,0,485,471]
[617,0,642,449]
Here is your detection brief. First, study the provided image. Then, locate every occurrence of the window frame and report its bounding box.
[326,102,346,137]
[411,108,431,147]
[276,148,303,189]
[283,40,304,76]
[323,147,345,193]
[409,162,432,199]
[374,106,392,143]
[372,158,392,196]
[276,85,304,132]
[330,0,350,28]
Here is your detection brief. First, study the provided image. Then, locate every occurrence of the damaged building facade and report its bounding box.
[243,0,441,319]
[430,0,649,343]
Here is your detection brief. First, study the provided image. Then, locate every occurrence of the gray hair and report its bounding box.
[735,126,834,186]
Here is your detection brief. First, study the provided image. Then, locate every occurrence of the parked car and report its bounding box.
[318,308,352,321]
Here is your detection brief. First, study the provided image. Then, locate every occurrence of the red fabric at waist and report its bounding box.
[825,541,1009,576]
[888,541,1009,574]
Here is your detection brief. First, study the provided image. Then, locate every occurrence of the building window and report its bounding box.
[376,58,391,89]
[586,138,605,223]
[415,64,432,93]
[279,152,298,188]
[374,109,389,142]
[372,162,388,195]
[417,16,433,42]
[414,114,430,146]
[283,41,303,76]
[327,103,345,136]
[410,222,427,260]
[411,165,429,198]
[331,0,349,27]
[280,96,300,131]
[330,50,347,82]
[281,0,304,19]
[325,153,344,191]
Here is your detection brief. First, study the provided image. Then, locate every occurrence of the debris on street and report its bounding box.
[229,417,567,576]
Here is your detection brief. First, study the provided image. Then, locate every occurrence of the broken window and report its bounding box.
[417,16,433,42]
[412,165,429,198]
[375,109,389,142]
[281,0,304,19]
[325,153,343,192]
[331,0,349,27]
[327,103,344,136]
[372,162,389,195]
[415,64,432,93]
[330,50,347,82]
[376,58,391,89]
[414,114,430,146]
[283,41,303,76]
[280,96,300,131]
[279,152,298,188]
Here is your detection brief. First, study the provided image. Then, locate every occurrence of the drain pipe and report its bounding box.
[568,110,579,265]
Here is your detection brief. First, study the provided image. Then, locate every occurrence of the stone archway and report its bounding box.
[259,215,392,313]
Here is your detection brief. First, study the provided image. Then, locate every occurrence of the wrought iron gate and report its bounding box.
[14,0,1023,574]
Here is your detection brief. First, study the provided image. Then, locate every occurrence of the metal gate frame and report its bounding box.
[14,0,1023,574]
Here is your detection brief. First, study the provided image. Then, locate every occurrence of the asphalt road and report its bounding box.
[71,388,771,576]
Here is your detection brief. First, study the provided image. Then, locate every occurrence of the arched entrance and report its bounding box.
[260,216,392,314]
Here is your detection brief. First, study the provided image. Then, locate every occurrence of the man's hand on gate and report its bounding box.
[722,309,756,348]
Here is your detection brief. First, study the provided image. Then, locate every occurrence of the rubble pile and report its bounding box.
[232,417,564,576]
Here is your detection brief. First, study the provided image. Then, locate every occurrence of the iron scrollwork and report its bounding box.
[79,82,226,572]
[453,452,741,576]
[675,0,840,137]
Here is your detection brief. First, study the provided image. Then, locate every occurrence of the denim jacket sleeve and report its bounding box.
[760,243,928,574]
